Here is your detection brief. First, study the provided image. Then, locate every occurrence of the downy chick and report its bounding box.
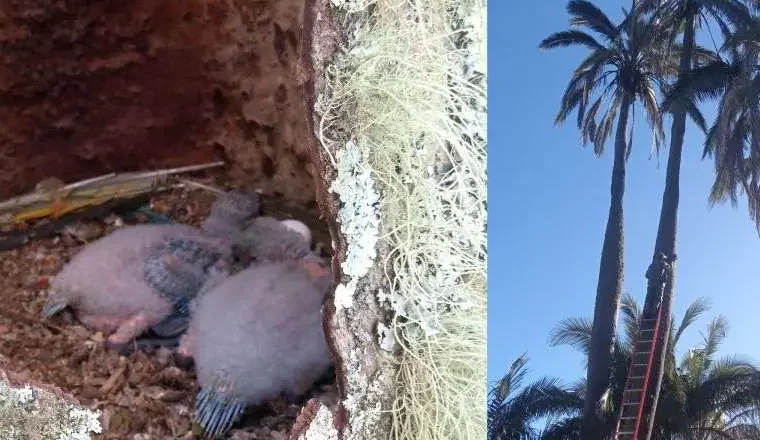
[140,189,261,344]
[40,190,260,352]
[137,238,228,343]
[174,216,318,362]
[190,259,333,438]
[234,216,313,263]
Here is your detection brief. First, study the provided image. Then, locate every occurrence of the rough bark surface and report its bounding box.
[0,358,80,406]
[584,94,632,438]
[298,0,397,439]
[0,0,317,206]
[0,358,101,439]
[289,399,338,440]
[641,14,694,440]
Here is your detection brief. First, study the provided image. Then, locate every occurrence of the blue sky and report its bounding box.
[488,1,760,388]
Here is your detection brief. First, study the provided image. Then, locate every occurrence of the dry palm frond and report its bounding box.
[0,162,225,225]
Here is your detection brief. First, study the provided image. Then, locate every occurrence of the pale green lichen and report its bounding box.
[316,0,486,439]
[301,405,339,440]
[376,322,397,353]
[328,139,381,310]
[0,380,102,440]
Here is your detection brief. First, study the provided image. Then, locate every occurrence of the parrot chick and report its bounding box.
[175,216,324,361]
[41,190,260,353]
[189,261,334,438]
[172,216,325,368]
[201,189,260,238]
[135,243,234,349]
[233,216,313,264]
[279,219,312,245]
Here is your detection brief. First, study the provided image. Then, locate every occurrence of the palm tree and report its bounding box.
[540,2,673,433]
[663,8,760,232]
[540,294,760,440]
[488,354,582,440]
[633,2,753,438]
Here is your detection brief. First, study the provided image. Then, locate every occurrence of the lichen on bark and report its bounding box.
[0,378,102,440]
[328,139,381,310]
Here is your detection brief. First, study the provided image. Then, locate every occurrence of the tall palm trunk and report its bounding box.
[583,92,633,437]
[641,14,695,440]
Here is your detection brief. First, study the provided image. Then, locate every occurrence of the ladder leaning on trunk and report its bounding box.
[613,298,666,440]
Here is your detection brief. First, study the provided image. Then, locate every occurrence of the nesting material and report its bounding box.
[0,187,337,439]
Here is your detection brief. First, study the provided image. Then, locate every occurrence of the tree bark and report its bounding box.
[583,93,632,438]
[641,13,695,440]
[297,1,397,439]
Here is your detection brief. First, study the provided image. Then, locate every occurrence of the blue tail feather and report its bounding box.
[40,298,68,318]
[195,386,246,438]
[148,314,190,339]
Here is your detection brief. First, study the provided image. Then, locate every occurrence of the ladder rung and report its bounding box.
[619,431,634,435]
[632,363,648,366]
[623,402,640,406]
[620,416,637,420]
[630,375,645,379]
[624,388,643,393]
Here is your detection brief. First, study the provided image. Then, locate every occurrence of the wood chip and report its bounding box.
[100,363,127,394]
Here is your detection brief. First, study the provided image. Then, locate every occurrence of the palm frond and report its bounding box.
[539,416,583,440]
[594,92,622,155]
[619,292,640,349]
[673,297,711,346]
[509,377,584,419]
[549,317,593,354]
[540,30,605,51]
[662,60,737,111]
[689,367,759,420]
[567,0,618,41]
[685,98,709,133]
[491,376,582,440]
[489,353,530,404]
[641,84,666,152]
[701,315,729,365]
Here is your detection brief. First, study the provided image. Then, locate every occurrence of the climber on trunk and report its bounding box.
[643,252,673,318]
[40,190,260,353]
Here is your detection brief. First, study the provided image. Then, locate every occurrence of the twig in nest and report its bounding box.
[179,179,225,194]
[100,363,127,394]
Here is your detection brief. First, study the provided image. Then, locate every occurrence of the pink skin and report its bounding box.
[301,260,330,283]
[76,310,161,353]
[176,327,196,359]
[76,313,125,333]
[173,327,196,368]
[106,312,153,347]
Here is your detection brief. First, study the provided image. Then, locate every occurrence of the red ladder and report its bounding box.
[614,301,665,440]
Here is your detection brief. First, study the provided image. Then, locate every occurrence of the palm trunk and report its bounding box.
[582,93,632,438]
[641,14,695,440]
